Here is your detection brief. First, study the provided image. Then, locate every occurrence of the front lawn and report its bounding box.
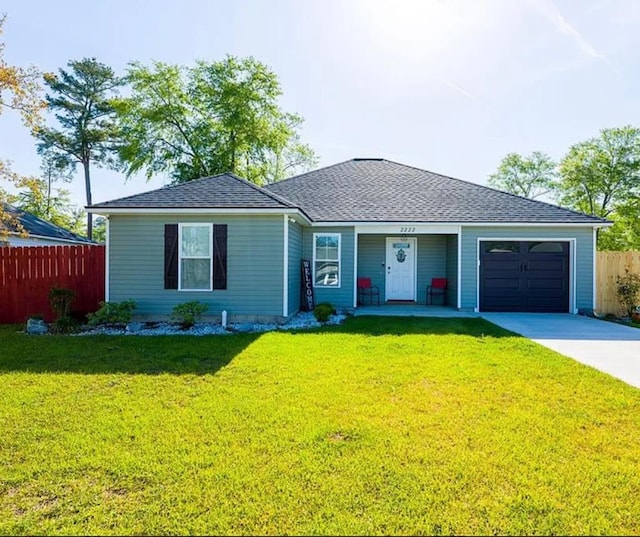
[1,317,639,535]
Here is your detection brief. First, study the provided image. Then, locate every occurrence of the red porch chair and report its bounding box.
[426,278,447,306]
[357,277,380,306]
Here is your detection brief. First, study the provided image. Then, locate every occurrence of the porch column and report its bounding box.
[282,214,289,317]
[457,226,462,310]
[353,231,359,308]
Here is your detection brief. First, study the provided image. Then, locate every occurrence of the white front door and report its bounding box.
[386,237,416,300]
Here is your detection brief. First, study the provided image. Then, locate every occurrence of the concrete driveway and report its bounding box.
[481,313,640,389]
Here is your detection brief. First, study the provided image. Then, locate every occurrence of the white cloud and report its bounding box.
[527,0,606,60]
[432,75,479,102]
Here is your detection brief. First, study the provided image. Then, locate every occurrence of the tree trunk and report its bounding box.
[83,160,93,240]
[229,132,236,173]
[46,167,52,218]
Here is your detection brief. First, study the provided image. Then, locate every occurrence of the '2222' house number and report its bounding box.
[399,227,416,233]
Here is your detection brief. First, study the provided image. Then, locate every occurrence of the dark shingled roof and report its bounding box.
[265,159,609,224]
[90,160,609,225]
[89,173,295,210]
[1,203,95,243]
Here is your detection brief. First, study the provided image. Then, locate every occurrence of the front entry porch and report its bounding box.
[355,230,459,308]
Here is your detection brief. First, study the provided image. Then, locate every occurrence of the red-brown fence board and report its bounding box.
[0,245,105,323]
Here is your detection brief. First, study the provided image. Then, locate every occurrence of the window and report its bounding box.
[529,242,565,253]
[484,241,520,253]
[179,224,212,290]
[313,233,340,287]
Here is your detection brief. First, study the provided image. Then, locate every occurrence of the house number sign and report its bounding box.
[399,227,415,233]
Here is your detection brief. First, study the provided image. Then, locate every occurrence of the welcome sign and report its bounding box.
[301,259,315,311]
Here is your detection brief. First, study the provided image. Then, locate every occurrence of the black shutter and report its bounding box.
[213,224,227,290]
[164,224,178,289]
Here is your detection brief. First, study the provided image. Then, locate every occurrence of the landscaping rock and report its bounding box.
[26,318,48,335]
[72,311,347,337]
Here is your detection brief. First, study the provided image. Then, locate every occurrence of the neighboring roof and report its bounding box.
[265,159,609,224]
[89,173,296,211]
[1,203,95,244]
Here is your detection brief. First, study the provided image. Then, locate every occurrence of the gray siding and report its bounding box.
[357,234,451,304]
[460,226,595,312]
[108,214,284,318]
[446,234,458,307]
[356,235,386,303]
[302,226,355,308]
[288,222,303,316]
[417,235,447,305]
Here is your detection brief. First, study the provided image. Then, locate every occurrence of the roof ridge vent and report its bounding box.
[353,158,384,161]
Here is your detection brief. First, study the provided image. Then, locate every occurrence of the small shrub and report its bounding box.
[313,302,335,323]
[87,300,137,327]
[615,270,640,317]
[171,301,208,329]
[51,315,79,334]
[49,287,75,319]
[48,287,77,334]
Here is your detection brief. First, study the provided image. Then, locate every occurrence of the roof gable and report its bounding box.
[89,173,296,210]
[265,159,608,225]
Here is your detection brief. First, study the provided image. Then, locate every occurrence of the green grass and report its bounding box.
[1,316,640,535]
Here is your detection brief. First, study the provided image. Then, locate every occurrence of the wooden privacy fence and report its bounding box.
[596,251,640,315]
[0,245,105,323]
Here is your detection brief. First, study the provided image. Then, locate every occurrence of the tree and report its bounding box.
[0,15,43,128]
[13,151,83,237]
[559,126,640,217]
[0,14,45,238]
[558,126,640,250]
[91,215,106,244]
[31,149,73,217]
[35,58,124,240]
[488,151,557,200]
[15,178,85,236]
[115,55,317,185]
[596,199,640,251]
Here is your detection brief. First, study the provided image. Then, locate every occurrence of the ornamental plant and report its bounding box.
[615,270,640,318]
[171,301,208,329]
[313,302,335,323]
[87,300,137,327]
[48,287,77,333]
[49,287,75,319]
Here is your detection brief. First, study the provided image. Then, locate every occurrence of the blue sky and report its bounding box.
[1,0,638,208]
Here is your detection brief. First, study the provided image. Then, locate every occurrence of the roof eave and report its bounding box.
[86,206,314,225]
[5,231,96,244]
[308,220,611,227]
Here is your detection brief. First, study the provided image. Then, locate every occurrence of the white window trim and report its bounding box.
[178,223,213,291]
[313,232,341,288]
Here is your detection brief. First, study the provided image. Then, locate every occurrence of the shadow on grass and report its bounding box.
[0,328,261,375]
[0,317,518,375]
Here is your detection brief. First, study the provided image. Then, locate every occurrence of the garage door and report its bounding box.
[480,240,570,312]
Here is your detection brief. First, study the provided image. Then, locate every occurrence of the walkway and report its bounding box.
[354,304,478,318]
